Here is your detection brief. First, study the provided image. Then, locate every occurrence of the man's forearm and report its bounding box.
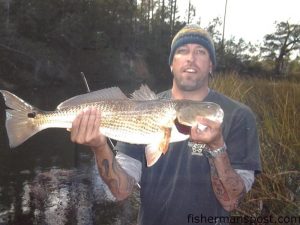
[92,143,136,201]
[209,152,246,211]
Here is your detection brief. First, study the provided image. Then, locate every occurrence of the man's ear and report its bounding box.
[170,65,173,73]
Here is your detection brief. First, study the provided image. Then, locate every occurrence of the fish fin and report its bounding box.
[57,87,128,109]
[160,127,171,155]
[0,90,44,148]
[130,84,158,100]
[145,143,162,167]
[145,127,171,167]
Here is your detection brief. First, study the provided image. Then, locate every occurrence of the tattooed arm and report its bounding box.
[190,117,246,211]
[71,108,135,201]
[208,152,246,211]
[92,143,136,200]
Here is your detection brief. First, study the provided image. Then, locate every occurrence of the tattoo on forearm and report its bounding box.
[225,177,242,193]
[210,161,230,201]
[211,176,230,201]
[97,156,135,197]
[209,158,246,209]
[100,159,110,177]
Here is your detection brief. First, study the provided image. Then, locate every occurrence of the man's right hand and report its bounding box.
[71,108,136,201]
[70,107,107,150]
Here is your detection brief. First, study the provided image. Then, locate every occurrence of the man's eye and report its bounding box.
[176,48,188,54]
[195,48,207,55]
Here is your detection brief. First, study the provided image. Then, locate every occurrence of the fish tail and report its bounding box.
[0,90,44,148]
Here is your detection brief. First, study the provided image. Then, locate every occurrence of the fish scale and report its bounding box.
[98,101,177,144]
[31,100,176,145]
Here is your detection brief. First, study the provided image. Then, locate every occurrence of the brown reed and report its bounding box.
[211,73,300,222]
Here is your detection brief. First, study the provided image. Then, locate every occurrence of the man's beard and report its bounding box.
[174,75,207,92]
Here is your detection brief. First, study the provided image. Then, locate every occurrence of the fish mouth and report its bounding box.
[174,118,191,135]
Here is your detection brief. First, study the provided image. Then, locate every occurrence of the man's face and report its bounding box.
[170,43,213,92]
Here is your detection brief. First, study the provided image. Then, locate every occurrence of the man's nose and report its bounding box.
[186,51,196,62]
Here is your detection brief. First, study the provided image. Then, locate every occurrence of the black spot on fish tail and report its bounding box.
[27,112,36,118]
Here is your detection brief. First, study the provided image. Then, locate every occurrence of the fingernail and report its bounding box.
[197,123,207,131]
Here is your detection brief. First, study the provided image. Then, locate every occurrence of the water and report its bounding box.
[0,86,139,225]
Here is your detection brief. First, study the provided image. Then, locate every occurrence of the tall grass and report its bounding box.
[211,73,300,222]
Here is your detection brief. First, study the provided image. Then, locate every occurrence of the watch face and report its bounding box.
[202,149,213,158]
[204,145,227,158]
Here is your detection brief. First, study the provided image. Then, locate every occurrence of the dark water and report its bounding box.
[0,86,139,225]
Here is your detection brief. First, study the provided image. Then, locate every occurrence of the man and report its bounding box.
[71,24,261,225]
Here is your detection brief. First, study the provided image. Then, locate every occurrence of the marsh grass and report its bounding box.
[211,73,300,222]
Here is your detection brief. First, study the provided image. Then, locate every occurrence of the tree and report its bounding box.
[186,0,195,24]
[261,21,300,76]
[169,0,177,35]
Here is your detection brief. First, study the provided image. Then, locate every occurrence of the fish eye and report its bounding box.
[27,112,36,118]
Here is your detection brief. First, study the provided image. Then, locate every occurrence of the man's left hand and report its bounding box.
[190,116,224,150]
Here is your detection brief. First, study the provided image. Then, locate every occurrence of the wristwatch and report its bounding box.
[202,143,227,158]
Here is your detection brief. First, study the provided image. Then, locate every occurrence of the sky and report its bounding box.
[177,0,300,44]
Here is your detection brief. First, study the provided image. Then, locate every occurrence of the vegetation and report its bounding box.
[0,0,300,91]
[261,22,300,76]
[211,74,300,223]
[0,0,299,223]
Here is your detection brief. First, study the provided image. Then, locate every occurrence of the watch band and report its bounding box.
[202,143,227,158]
